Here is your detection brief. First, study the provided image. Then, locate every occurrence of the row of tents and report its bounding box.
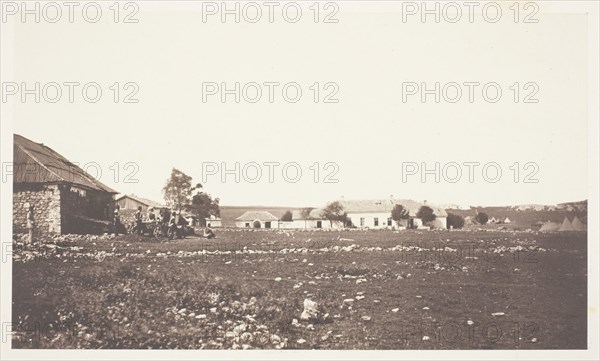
[488,217,511,224]
[539,216,586,232]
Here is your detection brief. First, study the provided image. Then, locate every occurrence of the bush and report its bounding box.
[416,206,436,224]
[475,212,489,225]
[447,213,465,229]
[281,211,293,222]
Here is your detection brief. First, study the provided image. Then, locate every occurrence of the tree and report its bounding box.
[188,191,220,226]
[162,168,193,212]
[301,207,315,219]
[416,206,436,224]
[281,210,293,222]
[447,213,465,229]
[321,201,347,227]
[391,204,410,227]
[475,212,489,225]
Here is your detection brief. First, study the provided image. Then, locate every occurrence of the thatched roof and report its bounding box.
[13,134,117,193]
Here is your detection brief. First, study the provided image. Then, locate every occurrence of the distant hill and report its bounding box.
[512,200,587,212]
[219,200,587,228]
[436,203,471,210]
[446,200,588,226]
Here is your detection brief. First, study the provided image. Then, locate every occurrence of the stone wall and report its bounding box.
[13,184,62,236]
[13,183,115,237]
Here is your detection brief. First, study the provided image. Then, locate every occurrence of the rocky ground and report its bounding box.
[11,229,587,349]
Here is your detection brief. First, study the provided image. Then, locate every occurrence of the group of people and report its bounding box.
[113,205,215,239]
[135,206,187,237]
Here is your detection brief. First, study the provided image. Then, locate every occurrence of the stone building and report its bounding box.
[13,134,118,237]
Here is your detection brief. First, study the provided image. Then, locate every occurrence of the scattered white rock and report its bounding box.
[491,312,505,317]
[233,323,247,335]
[300,299,319,321]
[392,308,399,313]
[274,277,282,282]
[361,316,371,321]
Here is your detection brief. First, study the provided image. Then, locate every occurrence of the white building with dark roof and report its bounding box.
[235,211,279,229]
[278,208,338,229]
[338,198,447,229]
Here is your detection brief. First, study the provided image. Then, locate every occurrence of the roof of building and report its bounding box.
[235,211,279,222]
[338,198,447,217]
[292,208,325,220]
[116,194,165,208]
[13,134,117,193]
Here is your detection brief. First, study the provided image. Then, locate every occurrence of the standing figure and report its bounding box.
[26,205,35,244]
[168,211,177,239]
[135,206,143,234]
[113,205,120,236]
[148,207,156,221]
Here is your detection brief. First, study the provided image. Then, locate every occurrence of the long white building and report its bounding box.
[338,198,447,229]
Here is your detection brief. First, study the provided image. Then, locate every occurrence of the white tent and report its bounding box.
[571,216,586,231]
[539,221,559,232]
[557,217,575,231]
[504,217,511,223]
[488,217,498,224]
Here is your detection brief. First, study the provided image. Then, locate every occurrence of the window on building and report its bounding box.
[265,221,271,229]
[374,218,379,226]
[387,217,392,226]
[317,221,322,228]
[245,222,250,227]
[360,218,365,227]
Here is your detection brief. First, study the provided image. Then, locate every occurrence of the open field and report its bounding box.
[12,229,587,349]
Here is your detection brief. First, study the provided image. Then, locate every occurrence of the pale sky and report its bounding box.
[4,1,591,207]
